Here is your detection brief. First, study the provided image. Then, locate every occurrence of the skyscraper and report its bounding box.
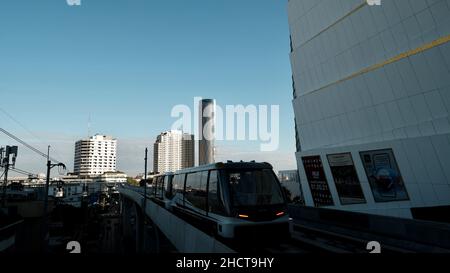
[153,130,195,173]
[289,0,450,219]
[74,134,117,176]
[198,99,215,165]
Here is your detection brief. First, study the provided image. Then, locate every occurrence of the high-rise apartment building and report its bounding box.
[153,130,195,173]
[74,135,117,176]
[289,0,450,219]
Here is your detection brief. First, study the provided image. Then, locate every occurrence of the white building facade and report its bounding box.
[289,0,450,219]
[74,135,117,176]
[153,130,195,173]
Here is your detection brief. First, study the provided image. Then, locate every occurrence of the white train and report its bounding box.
[149,161,292,241]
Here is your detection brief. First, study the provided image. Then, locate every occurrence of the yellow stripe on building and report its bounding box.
[304,34,450,96]
[297,1,367,50]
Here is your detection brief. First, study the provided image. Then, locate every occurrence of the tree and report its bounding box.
[127,177,139,186]
[139,178,152,187]
[282,186,292,203]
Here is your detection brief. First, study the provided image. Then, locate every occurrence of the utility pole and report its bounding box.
[1,148,9,208]
[143,148,148,214]
[42,146,66,249]
[43,146,51,218]
[1,146,18,208]
[43,146,66,216]
[138,147,148,253]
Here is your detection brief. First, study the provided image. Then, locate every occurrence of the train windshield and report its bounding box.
[224,169,285,207]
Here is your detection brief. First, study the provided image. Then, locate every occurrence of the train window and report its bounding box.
[185,171,207,213]
[158,176,165,199]
[154,177,158,194]
[164,175,173,199]
[225,169,285,207]
[158,176,162,196]
[208,170,226,215]
[172,174,185,203]
[152,177,157,196]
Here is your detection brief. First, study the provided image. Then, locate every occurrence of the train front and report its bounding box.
[217,162,292,242]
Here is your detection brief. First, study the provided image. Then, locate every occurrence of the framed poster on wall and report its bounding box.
[327,153,366,205]
[302,156,334,207]
[360,149,409,202]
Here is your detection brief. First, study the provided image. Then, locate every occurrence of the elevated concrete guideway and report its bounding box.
[118,185,235,253]
[119,184,450,254]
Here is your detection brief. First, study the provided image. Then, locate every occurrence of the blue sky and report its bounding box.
[0,0,296,175]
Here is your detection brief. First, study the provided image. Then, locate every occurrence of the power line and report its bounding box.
[9,169,31,176]
[0,108,40,140]
[0,128,62,164]
[0,107,65,162]
[9,167,38,177]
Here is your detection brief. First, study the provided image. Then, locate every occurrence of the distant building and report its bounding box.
[73,135,117,176]
[48,172,127,208]
[153,130,194,173]
[54,171,126,185]
[199,99,215,165]
[134,172,157,183]
[278,170,304,205]
[97,171,127,184]
[7,174,46,186]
